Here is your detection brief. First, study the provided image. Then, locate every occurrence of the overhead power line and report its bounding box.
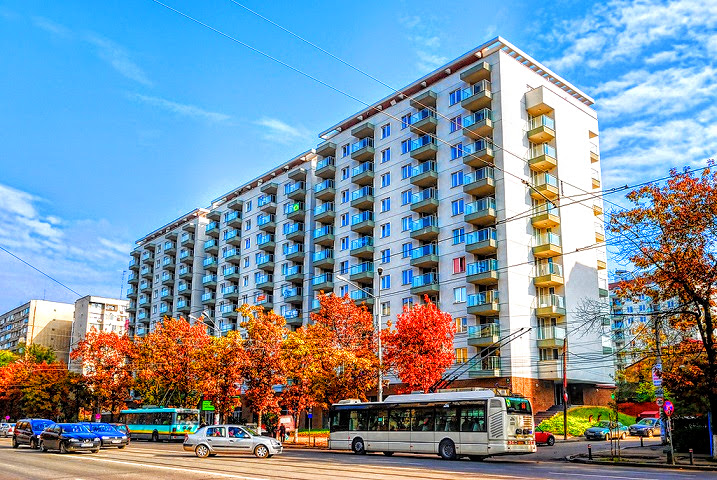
[0,244,83,298]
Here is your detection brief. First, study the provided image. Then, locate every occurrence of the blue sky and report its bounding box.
[0,0,715,312]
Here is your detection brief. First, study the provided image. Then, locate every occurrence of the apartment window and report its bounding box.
[381,198,391,212]
[402,242,413,258]
[450,115,462,133]
[339,285,349,297]
[381,249,391,264]
[401,216,412,231]
[245,220,251,231]
[381,148,391,163]
[381,123,391,138]
[381,275,391,290]
[402,297,414,308]
[381,173,391,188]
[340,261,349,275]
[400,164,412,179]
[342,167,350,180]
[153,305,158,314]
[245,200,252,212]
[454,287,466,303]
[401,189,412,205]
[449,88,461,105]
[243,275,249,287]
[455,347,468,364]
[401,114,411,129]
[244,257,250,268]
[401,269,413,285]
[340,213,349,227]
[451,199,465,216]
[341,189,349,203]
[244,238,251,250]
[452,228,465,244]
[401,139,411,154]
[340,236,349,250]
[451,143,463,160]
[381,302,391,316]
[455,317,467,333]
[453,256,466,274]
[380,223,391,238]
[451,171,464,187]
[341,144,350,157]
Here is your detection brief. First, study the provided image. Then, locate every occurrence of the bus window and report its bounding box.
[505,397,532,415]
[412,408,435,432]
[435,407,458,432]
[368,409,389,431]
[389,408,411,431]
[176,412,199,426]
[330,410,350,432]
[349,410,368,431]
[460,404,487,432]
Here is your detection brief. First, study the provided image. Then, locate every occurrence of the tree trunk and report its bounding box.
[258,410,263,436]
[294,412,299,443]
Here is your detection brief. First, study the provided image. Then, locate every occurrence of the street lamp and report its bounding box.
[189,310,218,336]
[336,267,384,402]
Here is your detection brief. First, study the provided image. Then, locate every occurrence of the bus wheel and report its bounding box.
[469,455,486,462]
[439,439,456,460]
[351,437,366,455]
[382,451,394,456]
[151,431,159,442]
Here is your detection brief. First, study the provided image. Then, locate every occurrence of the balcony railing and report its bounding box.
[203,256,217,268]
[350,262,374,276]
[257,214,276,227]
[315,179,335,193]
[409,134,437,152]
[351,162,374,177]
[411,216,437,231]
[536,262,563,277]
[351,236,373,250]
[530,143,557,159]
[467,323,500,340]
[314,203,334,216]
[411,161,437,177]
[284,202,304,216]
[467,290,499,307]
[351,211,373,225]
[223,248,239,259]
[205,221,219,233]
[312,273,333,286]
[257,233,275,245]
[529,115,555,130]
[317,156,335,170]
[258,194,276,207]
[466,227,497,245]
[464,139,494,156]
[224,229,240,242]
[284,309,301,320]
[351,186,374,201]
[202,274,217,284]
[350,288,374,302]
[532,173,559,189]
[537,326,566,341]
[412,272,438,288]
[467,259,498,276]
[535,232,561,246]
[284,181,305,195]
[256,254,274,266]
[411,243,438,259]
[313,249,334,262]
[537,294,565,310]
[204,238,218,250]
[462,108,493,128]
[283,243,303,256]
[465,197,496,215]
[461,80,490,101]
[220,304,238,315]
[410,188,437,204]
[464,167,495,185]
[282,286,303,298]
[314,225,334,237]
[351,137,374,152]
[282,223,304,235]
[224,210,240,223]
[409,108,436,125]
[533,202,559,216]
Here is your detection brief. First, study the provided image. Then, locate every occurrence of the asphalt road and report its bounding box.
[0,438,712,480]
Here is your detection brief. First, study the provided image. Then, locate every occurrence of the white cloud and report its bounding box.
[128,93,231,122]
[255,117,312,144]
[86,34,153,86]
[401,16,449,73]
[0,184,38,218]
[31,16,70,37]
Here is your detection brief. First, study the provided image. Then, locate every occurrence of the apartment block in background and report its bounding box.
[0,300,75,363]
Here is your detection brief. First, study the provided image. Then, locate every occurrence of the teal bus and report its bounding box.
[119,407,200,441]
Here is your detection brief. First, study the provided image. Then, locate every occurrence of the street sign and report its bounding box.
[652,364,662,387]
[201,400,215,411]
[656,398,664,407]
[95,414,101,421]
[4,416,9,421]
[664,400,674,417]
[655,387,664,397]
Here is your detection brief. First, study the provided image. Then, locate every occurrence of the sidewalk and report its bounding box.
[568,444,717,471]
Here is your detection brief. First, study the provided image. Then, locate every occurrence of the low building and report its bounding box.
[68,296,129,373]
[0,300,75,363]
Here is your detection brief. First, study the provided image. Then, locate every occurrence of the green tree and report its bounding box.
[0,350,18,367]
[17,343,56,363]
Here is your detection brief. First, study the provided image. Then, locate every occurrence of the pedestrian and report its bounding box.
[200,420,207,429]
[279,423,286,442]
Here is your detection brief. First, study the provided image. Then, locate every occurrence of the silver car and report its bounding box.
[183,425,282,459]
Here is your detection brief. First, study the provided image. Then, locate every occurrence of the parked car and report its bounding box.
[80,423,129,448]
[183,424,282,459]
[629,418,660,437]
[584,420,628,440]
[12,419,56,449]
[534,425,555,446]
[0,423,16,437]
[109,423,131,444]
[39,423,101,453]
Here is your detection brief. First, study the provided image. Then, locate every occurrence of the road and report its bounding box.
[0,438,711,480]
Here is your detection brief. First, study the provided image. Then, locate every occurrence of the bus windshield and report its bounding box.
[505,397,532,414]
[177,412,199,425]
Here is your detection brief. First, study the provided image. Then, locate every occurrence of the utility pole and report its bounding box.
[563,336,568,441]
[654,316,667,445]
[120,270,126,299]
[376,267,383,402]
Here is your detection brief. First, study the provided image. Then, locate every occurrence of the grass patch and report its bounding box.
[539,406,636,437]
[297,428,329,435]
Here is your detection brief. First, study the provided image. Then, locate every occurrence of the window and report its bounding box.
[452,228,465,244]
[451,143,463,160]
[401,164,412,179]
[401,114,411,129]
[401,189,412,205]
[244,238,250,250]
[451,171,464,187]
[453,256,466,274]
[381,123,391,138]
[341,189,349,203]
[341,144,350,157]
[381,198,391,212]
[381,302,390,316]
[340,237,349,250]
[381,249,391,263]
[460,405,486,432]
[402,297,414,308]
[381,148,391,163]
[401,139,411,154]
[342,167,350,180]
[245,200,252,212]
[381,172,391,187]
[401,269,413,285]
[243,275,249,287]
[455,317,467,333]
[339,285,348,296]
[245,220,251,231]
[401,216,412,231]
[449,88,461,105]
[450,115,462,133]
[243,257,250,267]
[340,213,349,227]
[340,261,349,274]
[455,347,468,363]
[453,287,466,303]
[451,199,465,216]
[402,242,413,258]
[380,275,391,290]
[380,223,391,238]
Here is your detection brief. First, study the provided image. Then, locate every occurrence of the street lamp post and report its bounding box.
[337,267,384,402]
[189,310,218,336]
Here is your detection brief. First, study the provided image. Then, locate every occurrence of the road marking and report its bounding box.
[549,473,657,480]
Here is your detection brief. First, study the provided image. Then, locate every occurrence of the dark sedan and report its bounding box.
[628,418,660,437]
[81,423,129,448]
[39,423,101,453]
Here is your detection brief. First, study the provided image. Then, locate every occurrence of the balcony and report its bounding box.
[315,156,336,178]
[527,115,556,143]
[285,181,306,201]
[350,236,374,259]
[257,234,276,251]
[260,182,278,194]
[257,214,276,233]
[203,256,218,271]
[225,210,242,228]
[205,221,220,238]
[180,233,195,247]
[139,282,152,293]
[461,80,492,111]
[178,265,192,280]
[227,198,242,211]
[410,216,439,240]
[202,274,217,287]
[536,294,566,317]
[220,303,239,319]
[315,179,336,201]
[467,290,499,316]
[351,211,374,234]
[163,241,176,255]
[314,202,335,223]
[256,254,275,271]
[592,168,601,189]
[141,251,154,264]
[410,161,438,187]
[204,238,219,254]
[465,197,497,226]
[597,251,607,270]
[351,162,374,186]
[223,266,241,281]
[223,248,241,264]
[284,309,302,324]
[531,203,560,229]
[525,85,554,116]
[285,265,303,283]
[282,286,304,304]
[351,122,375,139]
[410,243,439,268]
[537,359,561,380]
[534,262,564,287]
[462,109,493,139]
[127,286,137,298]
[409,134,438,160]
[350,288,374,307]
[177,282,191,295]
[285,202,305,221]
[127,272,138,284]
[468,355,501,378]
[162,257,175,271]
[590,143,599,163]
[288,167,306,181]
[316,141,336,158]
[176,299,191,314]
[537,325,566,349]
[411,272,439,296]
[350,186,374,209]
[463,167,495,197]
[593,201,603,217]
[284,243,304,262]
[312,273,333,292]
[201,292,216,305]
[256,274,274,291]
[350,262,374,283]
[312,249,334,269]
[208,210,221,223]
[409,108,437,135]
[140,266,152,278]
[463,140,495,168]
[160,288,173,300]
[161,273,174,286]
[466,228,498,255]
[460,61,491,84]
[258,194,277,213]
[467,259,499,285]
[254,293,274,310]
[410,188,438,213]
[410,89,437,109]
[222,284,240,299]
[533,232,562,258]
[467,323,500,347]
[227,231,244,249]
[129,258,140,271]
[595,222,605,243]
[127,301,137,312]
[313,225,335,246]
[311,298,321,313]
[284,223,305,242]
[530,173,559,200]
[350,137,375,161]
[529,143,557,171]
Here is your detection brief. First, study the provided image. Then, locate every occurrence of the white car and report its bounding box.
[0,423,15,438]
[183,425,282,458]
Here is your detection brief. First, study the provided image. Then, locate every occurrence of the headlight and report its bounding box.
[121,436,127,439]
[516,428,522,435]
[69,438,80,442]
[102,436,109,439]
[95,438,101,442]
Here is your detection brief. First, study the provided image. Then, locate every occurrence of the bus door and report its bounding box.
[388,408,411,452]
[434,406,460,453]
[459,403,488,455]
[410,407,435,453]
[366,408,388,452]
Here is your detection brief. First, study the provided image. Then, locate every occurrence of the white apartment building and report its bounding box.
[126,37,611,411]
[0,300,75,363]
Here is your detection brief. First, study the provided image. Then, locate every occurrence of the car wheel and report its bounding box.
[151,431,159,442]
[60,442,68,454]
[91,449,99,454]
[351,437,366,455]
[621,432,627,439]
[40,441,48,452]
[254,444,269,459]
[439,439,457,460]
[118,445,126,449]
[646,429,653,438]
[547,436,555,446]
[30,438,38,450]
[195,444,210,458]
[11,437,18,449]
[382,451,394,456]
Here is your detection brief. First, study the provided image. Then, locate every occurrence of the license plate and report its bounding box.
[112,440,121,444]
[516,441,525,445]
[82,442,92,447]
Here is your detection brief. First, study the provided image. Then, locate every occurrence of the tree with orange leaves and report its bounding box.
[70,330,134,421]
[381,297,455,393]
[610,166,717,453]
[202,331,247,424]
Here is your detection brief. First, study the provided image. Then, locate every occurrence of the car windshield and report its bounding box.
[638,419,656,425]
[114,425,128,433]
[88,424,117,432]
[594,421,611,428]
[242,426,258,436]
[33,421,54,431]
[60,424,90,433]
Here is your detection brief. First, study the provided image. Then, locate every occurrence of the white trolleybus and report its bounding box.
[328,390,535,460]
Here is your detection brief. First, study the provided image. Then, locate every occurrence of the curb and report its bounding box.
[566,454,717,471]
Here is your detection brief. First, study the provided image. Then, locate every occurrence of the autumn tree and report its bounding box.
[381,297,455,393]
[281,327,318,441]
[18,342,56,363]
[0,350,18,367]
[202,331,247,424]
[609,166,717,454]
[70,329,134,421]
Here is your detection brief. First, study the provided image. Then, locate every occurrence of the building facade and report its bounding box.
[68,295,129,372]
[125,37,611,411]
[0,300,75,363]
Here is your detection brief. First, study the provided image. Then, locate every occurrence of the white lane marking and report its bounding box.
[549,473,656,480]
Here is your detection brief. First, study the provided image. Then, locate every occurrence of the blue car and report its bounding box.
[12,418,56,449]
[39,423,101,453]
[584,420,628,440]
[628,418,660,437]
[80,422,129,448]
